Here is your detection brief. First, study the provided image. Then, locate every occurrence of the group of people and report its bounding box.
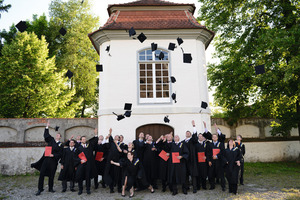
[31,120,245,197]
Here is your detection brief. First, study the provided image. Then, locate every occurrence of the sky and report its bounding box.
[1,0,216,104]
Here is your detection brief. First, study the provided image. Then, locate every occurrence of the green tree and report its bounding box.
[198,0,300,136]
[0,32,80,118]
[48,0,100,117]
[0,0,11,19]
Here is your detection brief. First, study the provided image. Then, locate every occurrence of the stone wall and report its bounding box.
[0,118,299,175]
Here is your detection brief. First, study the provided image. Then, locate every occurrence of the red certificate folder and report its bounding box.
[159,150,169,161]
[44,146,52,157]
[213,149,220,157]
[78,152,87,162]
[95,152,104,161]
[197,152,206,163]
[172,152,180,163]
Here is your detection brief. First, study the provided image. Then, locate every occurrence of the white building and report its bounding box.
[88,0,214,142]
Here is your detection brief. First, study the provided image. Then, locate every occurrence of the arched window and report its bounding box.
[138,49,170,103]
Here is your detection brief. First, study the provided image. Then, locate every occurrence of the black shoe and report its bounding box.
[193,189,197,193]
[222,187,225,191]
[62,189,66,193]
[209,186,215,190]
[162,187,166,192]
[35,190,42,196]
[70,189,76,192]
[78,190,83,195]
[87,190,91,195]
[183,188,187,195]
[49,189,55,193]
[172,190,178,196]
[129,194,134,198]
[121,194,126,197]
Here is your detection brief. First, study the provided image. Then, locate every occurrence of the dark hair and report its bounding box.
[237,134,243,140]
[70,139,76,143]
[227,138,236,148]
[80,136,86,140]
[127,151,134,156]
[56,133,62,137]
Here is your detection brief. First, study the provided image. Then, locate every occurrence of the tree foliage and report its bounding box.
[198,0,300,136]
[0,32,79,118]
[0,0,11,19]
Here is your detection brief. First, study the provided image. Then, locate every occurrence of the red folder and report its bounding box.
[44,146,52,157]
[159,150,169,161]
[78,152,87,162]
[172,152,180,163]
[198,152,206,163]
[213,149,220,157]
[95,152,104,161]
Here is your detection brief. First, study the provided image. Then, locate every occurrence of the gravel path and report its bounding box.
[0,175,299,200]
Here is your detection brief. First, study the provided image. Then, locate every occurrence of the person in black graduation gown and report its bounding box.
[143,135,158,189]
[208,132,226,191]
[235,134,245,185]
[223,139,241,194]
[133,132,145,161]
[156,132,174,192]
[167,135,189,195]
[103,128,123,193]
[117,134,128,193]
[31,121,63,196]
[181,120,199,193]
[58,139,80,192]
[75,128,98,195]
[94,135,110,189]
[110,151,155,198]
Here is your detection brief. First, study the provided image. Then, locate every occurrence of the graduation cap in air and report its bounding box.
[106,45,110,52]
[137,33,147,43]
[81,0,84,4]
[202,132,212,140]
[124,103,132,111]
[255,64,265,75]
[59,27,67,36]
[158,52,164,60]
[66,70,73,78]
[168,43,176,51]
[201,101,208,109]
[124,111,132,117]
[113,112,125,121]
[55,126,59,131]
[96,64,103,72]
[16,21,27,32]
[177,37,184,46]
[170,76,176,83]
[129,27,136,37]
[171,93,177,103]
[151,43,157,52]
[183,53,192,63]
[164,116,170,123]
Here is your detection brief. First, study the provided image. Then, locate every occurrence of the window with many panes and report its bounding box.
[138,49,170,103]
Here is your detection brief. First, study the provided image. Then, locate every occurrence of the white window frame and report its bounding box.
[138,49,171,104]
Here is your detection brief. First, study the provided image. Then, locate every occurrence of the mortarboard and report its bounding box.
[96,64,103,72]
[168,43,176,51]
[171,93,177,103]
[106,45,110,52]
[124,103,132,111]
[124,111,132,117]
[137,33,147,43]
[117,115,125,121]
[164,116,170,123]
[59,27,67,36]
[66,70,73,78]
[255,64,265,75]
[55,126,59,131]
[129,27,136,37]
[177,37,183,46]
[201,101,208,109]
[151,43,157,51]
[183,53,192,63]
[158,52,164,60]
[16,21,27,32]
[170,76,176,83]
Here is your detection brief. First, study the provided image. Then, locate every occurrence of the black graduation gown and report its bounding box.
[156,140,171,181]
[182,133,198,177]
[103,136,122,186]
[194,140,211,179]
[75,136,98,182]
[222,147,241,184]
[167,142,189,184]
[31,128,63,177]
[58,147,80,181]
[94,142,110,176]
[209,141,225,178]
[142,142,158,183]
[132,139,145,161]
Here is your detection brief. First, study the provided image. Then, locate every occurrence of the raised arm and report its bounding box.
[44,121,54,144]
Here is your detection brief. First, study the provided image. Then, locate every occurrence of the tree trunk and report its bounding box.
[81,101,85,118]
